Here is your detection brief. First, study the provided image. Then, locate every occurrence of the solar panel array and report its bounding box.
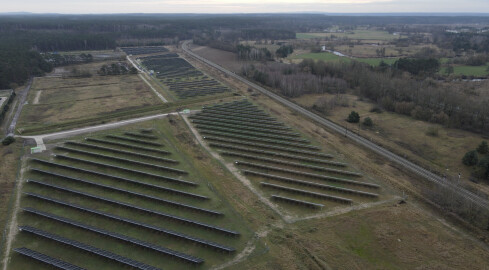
[190,99,381,210]
[140,54,231,99]
[14,247,86,270]
[16,129,241,269]
[20,226,162,270]
[120,46,169,55]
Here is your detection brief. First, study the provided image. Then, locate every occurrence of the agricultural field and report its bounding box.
[296,29,401,41]
[140,54,232,100]
[289,51,398,66]
[332,44,439,58]
[16,66,160,133]
[7,119,252,270]
[188,99,388,217]
[292,93,489,194]
[441,65,489,77]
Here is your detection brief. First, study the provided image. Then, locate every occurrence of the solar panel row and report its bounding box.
[14,247,86,270]
[29,163,207,200]
[31,169,221,215]
[26,180,237,236]
[19,226,161,270]
[24,192,237,251]
[23,208,204,264]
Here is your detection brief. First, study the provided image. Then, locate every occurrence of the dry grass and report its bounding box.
[18,71,159,128]
[293,93,489,194]
[230,202,489,270]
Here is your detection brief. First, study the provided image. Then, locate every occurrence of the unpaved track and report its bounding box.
[32,90,42,105]
[7,78,32,135]
[182,40,489,212]
[2,158,27,270]
[138,74,168,103]
[127,55,168,103]
[182,114,395,224]
[19,112,181,150]
[181,114,285,218]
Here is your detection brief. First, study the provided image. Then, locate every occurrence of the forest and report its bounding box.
[242,58,489,134]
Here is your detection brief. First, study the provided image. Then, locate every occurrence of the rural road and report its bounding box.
[19,112,181,150]
[182,40,489,211]
[127,55,168,103]
[6,78,33,136]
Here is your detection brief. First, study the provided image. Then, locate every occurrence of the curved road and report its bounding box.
[182,40,489,211]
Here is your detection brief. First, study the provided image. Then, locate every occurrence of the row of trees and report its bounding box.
[241,62,347,97]
[243,58,489,134]
[43,53,93,67]
[98,63,137,76]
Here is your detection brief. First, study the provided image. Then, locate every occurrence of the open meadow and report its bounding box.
[17,63,160,133]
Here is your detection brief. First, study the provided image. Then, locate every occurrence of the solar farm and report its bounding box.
[189,99,382,214]
[140,54,232,99]
[9,121,251,269]
[120,46,169,56]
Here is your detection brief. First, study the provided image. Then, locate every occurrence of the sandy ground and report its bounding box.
[32,90,42,105]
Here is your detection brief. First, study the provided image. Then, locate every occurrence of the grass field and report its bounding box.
[290,52,397,66]
[442,65,489,77]
[17,68,160,131]
[292,93,489,193]
[296,30,400,41]
[7,118,254,269]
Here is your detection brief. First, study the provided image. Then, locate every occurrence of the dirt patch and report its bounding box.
[33,90,42,105]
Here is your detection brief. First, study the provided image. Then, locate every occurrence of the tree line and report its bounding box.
[243,58,489,134]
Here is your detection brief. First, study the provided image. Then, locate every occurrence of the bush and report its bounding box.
[347,111,360,123]
[475,157,489,180]
[462,150,479,166]
[370,106,383,113]
[1,136,15,146]
[426,126,439,137]
[363,117,373,127]
[477,141,489,154]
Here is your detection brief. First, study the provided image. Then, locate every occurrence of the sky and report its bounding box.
[2,0,489,14]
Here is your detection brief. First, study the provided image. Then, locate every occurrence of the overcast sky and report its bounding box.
[3,0,489,14]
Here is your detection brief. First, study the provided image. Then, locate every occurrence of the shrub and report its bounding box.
[462,150,479,166]
[363,117,373,127]
[431,111,449,125]
[475,157,489,180]
[1,136,15,146]
[477,141,489,154]
[370,106,383,113]
[426,126,439,137]
[347,111,360,123]
[394,101,415,116]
